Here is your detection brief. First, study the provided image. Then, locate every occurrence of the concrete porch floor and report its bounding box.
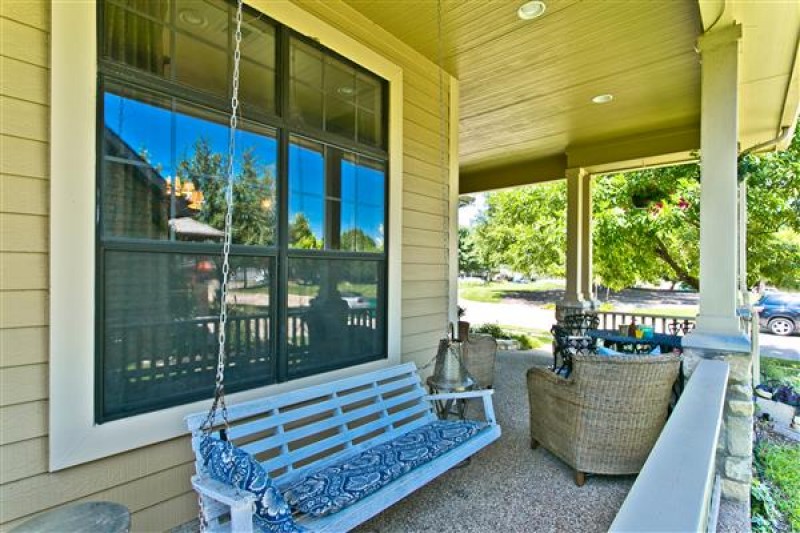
[356,350,633,533]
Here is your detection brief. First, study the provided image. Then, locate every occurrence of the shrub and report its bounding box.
[761,357,800,390]
[469,323,535,350]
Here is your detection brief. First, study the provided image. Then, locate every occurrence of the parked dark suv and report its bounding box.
[755,292,800,336]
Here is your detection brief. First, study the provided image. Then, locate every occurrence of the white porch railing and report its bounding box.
[609,359,730,533]
[738,306,761,386]
[594,310,697,336]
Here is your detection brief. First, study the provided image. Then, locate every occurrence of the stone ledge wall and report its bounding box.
[683,348,753,503]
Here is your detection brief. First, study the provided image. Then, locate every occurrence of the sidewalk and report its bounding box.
[460,300,555,332]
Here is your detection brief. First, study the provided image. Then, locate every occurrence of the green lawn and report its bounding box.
[755,441,800,531]
[753,358,800,531]
[761,357,800,389]
[459,280,564,303]
[459,282,698,319]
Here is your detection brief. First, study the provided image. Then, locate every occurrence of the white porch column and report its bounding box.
[689,24,749,347]
[683,23,752,505]
[557,167,589,320]
[580,172,595,305]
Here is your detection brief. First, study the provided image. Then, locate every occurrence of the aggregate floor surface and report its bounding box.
[355,350,634,533]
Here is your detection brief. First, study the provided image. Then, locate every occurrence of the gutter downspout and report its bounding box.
[740,126,792,157]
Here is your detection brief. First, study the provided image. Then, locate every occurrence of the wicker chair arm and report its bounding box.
[526,367,578,402]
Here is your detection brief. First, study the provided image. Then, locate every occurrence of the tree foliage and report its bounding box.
[289,212,322,250]
[459,127,800,290]
[463,182,566,277]
[341,228,379,252]
[178,138,276,246]
[593,164,701,290]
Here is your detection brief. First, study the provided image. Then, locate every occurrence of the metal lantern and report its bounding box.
[429,338,474,391]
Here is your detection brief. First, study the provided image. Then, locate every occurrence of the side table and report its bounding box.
[426,376,475,420]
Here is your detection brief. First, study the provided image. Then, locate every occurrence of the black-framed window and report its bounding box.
[96,0,389,422]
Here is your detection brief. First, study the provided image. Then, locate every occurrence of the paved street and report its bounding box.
[460,298,800,362]
[760,333,800,361]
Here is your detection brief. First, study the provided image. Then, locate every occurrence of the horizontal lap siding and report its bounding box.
[1,3,194,531]
[0,0,452,530]
[0,5,62,523]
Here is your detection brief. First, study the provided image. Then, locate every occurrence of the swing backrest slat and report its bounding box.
[186,362,437,487]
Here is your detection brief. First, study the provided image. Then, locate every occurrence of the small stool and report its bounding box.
[11,502,130,533]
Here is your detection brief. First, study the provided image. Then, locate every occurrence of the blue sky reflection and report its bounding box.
[105,91,385,248]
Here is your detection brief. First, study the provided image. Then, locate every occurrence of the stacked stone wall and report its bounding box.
[684,349,753,503]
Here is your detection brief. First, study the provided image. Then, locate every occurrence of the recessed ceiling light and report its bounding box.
[337,86,355,97]
[592,94,614,104]
[518,1,546,20]
[179,9,207,28]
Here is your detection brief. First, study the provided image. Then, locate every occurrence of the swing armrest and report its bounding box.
[423,389,497,425]
[423,389,494,402]
[192,475,256,533]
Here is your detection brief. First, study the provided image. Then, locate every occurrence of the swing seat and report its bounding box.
[186,362,500,532]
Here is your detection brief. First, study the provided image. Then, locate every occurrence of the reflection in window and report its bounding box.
[288,137,386,252]
[103,0,276,113]
[97,0,388,422]
[104,1,170,77]
[286,258,383,378]
[102,251,274,420]
[289,37,385,148]
[103,86,278,245]
[340,154,385,252]
[289,136,324,249]
[289,39,323,129]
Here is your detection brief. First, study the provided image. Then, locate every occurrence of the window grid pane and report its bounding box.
[98,0,389,423]
[102,251,275,420]
[287,257,385,379]
[289,36,386,149]
[102,83,278,246]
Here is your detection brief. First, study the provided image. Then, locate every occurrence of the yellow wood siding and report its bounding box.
[0,0,453,531]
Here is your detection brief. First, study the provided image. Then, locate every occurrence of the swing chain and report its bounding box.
[200,0,244,437]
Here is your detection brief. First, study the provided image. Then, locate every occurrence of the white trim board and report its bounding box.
[448,77,460,325]
[49,0,404,471]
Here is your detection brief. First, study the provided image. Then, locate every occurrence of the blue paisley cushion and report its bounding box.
[284,419,486,517]
[199,436,303,533]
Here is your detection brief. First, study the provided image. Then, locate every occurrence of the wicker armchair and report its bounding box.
[462,333,498,389]
[527,353,681,486]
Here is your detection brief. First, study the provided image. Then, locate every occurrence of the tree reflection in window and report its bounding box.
[102,87,277,246]
[288,135,385,252]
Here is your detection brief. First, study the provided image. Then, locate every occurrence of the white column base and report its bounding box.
[682,330,751,354]
[695,313,743,337]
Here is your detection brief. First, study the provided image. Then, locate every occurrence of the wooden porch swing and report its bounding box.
[185,2,500,531]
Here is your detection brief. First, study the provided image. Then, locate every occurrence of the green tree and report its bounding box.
[593,164,701,290]
[464,127,800,291]
[471,181,567,278]
[458,226,484,275]
[594,131,800,290]
[341,228,378,252]
[177,138,276,246]
[739,134,800,289]
[289,212,322,250]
